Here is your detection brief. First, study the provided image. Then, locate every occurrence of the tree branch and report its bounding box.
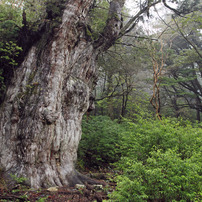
[162,0,182,16]
[172,17,202,59]
[124,34,158,41]
[93,0,126,51]
[119,0,161,37]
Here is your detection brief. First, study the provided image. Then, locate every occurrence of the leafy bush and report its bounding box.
[78,115,201,200]
[0,41,22,102]
[78,116,124,169]
[111,150,201,201]
[0,41,22,67]
[0,1,23,102]
[119,118,202,161]
[110,117,202,201]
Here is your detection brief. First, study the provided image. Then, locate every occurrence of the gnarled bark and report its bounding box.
[0,0,125,188]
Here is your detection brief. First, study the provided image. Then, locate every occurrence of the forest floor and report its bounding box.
[0,171,116,202]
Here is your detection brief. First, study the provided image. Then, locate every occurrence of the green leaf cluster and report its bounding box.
[78,116,124,169]
[78,114,202,201]
[0,69,6,98]
[111,149,201,201]
[0,1,24,101]
[0,41,22,66]
[88,0,109,40]
[110,117,202,201]
[0,0,23,41]
[10,174,27,184]
[0,41,22,101]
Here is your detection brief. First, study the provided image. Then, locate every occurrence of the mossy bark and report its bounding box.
[0,0,125,188]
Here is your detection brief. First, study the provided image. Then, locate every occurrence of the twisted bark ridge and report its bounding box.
[0,0,125,188]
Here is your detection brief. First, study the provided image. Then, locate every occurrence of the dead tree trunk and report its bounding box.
[0,0,125,188]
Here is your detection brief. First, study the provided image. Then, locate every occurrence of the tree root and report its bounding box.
[68,170,106,187]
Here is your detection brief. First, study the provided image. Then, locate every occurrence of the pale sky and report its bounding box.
[125,0,139,14]
[125,0,177,15]
[125,0,176,34]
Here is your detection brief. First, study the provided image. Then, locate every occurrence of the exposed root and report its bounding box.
[68,170,106,187]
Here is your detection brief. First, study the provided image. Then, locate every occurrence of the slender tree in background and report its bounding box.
[149,39,167,120]
[95,44,138,119]
[159,7,202,120]
[0,0,192,188]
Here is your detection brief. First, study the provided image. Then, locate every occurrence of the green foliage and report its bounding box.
[36,196,49,202]
[110,117,202,201]
[9,174,30,198]
[0,41,22,101]
[88,0,109,39]
[10,174,27,184]
[24,0,46,26]
[0,69,6,98]
[78,116,124,169]
[159,8,202,121]
[78,114,202,201]
[0,1,23,101]
[0,0,22,41]
[111,149,201,201]
[120,117,201,160]
[24,0,66,31]
[0,41,22,67]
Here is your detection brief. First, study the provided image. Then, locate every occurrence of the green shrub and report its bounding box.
[119,117,202,162]
[0,41,22,102]
[78,116,124,169]
[78,115,201,200]
[110,117,202,201]
[111,149,202,201]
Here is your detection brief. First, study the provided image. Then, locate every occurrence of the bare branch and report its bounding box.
[119,0,161,37]
[93,0,126,51]
[162,0,182,16]
[115,42,147,49]
[124,34,158,41]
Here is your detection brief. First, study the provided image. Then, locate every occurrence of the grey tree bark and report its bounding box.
[0,0,125,188]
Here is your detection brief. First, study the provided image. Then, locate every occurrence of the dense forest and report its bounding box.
[0,0,201,201]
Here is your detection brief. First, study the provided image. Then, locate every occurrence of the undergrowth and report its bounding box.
[78,115,202,201]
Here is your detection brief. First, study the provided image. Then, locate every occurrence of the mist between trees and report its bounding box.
[91,0,202,122]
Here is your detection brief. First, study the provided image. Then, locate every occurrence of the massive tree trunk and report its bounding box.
[0,0,125,188]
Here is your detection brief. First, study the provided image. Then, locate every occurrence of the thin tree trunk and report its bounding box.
[107,75,114,119]
[196,96,201,122]
[0,0,126,188]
